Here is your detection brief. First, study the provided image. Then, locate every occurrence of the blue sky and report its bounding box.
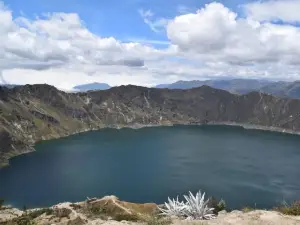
[4,0,256,46]
[1,0,300,90]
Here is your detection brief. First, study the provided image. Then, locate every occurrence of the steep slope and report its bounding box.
[1,84,300,167]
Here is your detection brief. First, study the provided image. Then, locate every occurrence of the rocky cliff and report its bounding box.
[1,84,300,167]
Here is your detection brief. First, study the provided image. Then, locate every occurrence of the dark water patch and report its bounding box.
[0,125,300,209]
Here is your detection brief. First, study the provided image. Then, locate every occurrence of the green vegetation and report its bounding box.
[144,216,172,225]
[88,205,104,215]
[274,201,300,216]
[208,197,226,213]
[3,197,300,225]
[216,199,226,213]
[28,208,53,217]
[33,118,44,129]
[242,207,255,213]
[8,208,53,225]
[84,202,155,222]
[11,217,36,225]
[113,213,140,222]
[83,204,109,220]
[81,199,170,223]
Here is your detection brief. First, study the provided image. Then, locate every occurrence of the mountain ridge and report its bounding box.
[1,84,300,167]
[155,79,300,99]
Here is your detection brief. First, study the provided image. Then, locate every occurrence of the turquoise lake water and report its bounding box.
[0,125,300,209]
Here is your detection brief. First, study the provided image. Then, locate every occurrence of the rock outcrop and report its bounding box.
[1,84,300,167]
[1,197,300,225]
[0,196,158,225]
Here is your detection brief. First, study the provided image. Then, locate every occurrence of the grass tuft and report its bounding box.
[274,201,300,216]
[242,207,255,213]
[145,216,172,225]
[113,213,141,222]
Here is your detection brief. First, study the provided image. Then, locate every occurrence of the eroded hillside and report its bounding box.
[1,84,300,167]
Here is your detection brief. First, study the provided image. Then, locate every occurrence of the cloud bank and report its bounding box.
[1,0,300,90]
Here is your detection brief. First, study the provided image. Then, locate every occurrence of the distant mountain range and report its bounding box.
[155,79,300,99]
[73,82,111,91]
[1,83,112,91]
[0,84,20,89]
[3,80,299,100]
[260,81,300,99]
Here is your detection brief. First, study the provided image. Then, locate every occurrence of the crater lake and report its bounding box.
[1,125,300,209]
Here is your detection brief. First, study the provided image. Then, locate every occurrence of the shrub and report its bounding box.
[28,208,53,218]
[216,199,226,212]
[89,205,104,214]
[208,197,226,214]
[83,204,108,220]
[11,215,36,225]
[158,196,186,217]
[9,207,53,225]
[242,207,255,213]
[158,190,215,220]
[274,201,300,216]
[113,213,140,222]
[183,191,215,220]
[145,216,172,225]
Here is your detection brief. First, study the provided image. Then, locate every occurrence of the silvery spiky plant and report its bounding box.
[158,191,215,220]
[183,191,215,220]
[158,196,187,217]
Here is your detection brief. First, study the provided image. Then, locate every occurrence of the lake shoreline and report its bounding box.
[1,122,300,169]
[1,124,299,216]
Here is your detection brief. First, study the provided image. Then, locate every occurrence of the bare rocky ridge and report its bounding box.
[1,196,300,225]
[1,84,300,167]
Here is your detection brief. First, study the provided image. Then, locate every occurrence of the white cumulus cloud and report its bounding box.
[166,2,300,66]
[244,0,300,23]
[0,1,300,90]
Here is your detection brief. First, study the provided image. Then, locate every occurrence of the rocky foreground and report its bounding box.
[1,196,300,225]
[1,84,300,167]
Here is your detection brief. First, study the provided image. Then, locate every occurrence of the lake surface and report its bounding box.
[1,125,300,209]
